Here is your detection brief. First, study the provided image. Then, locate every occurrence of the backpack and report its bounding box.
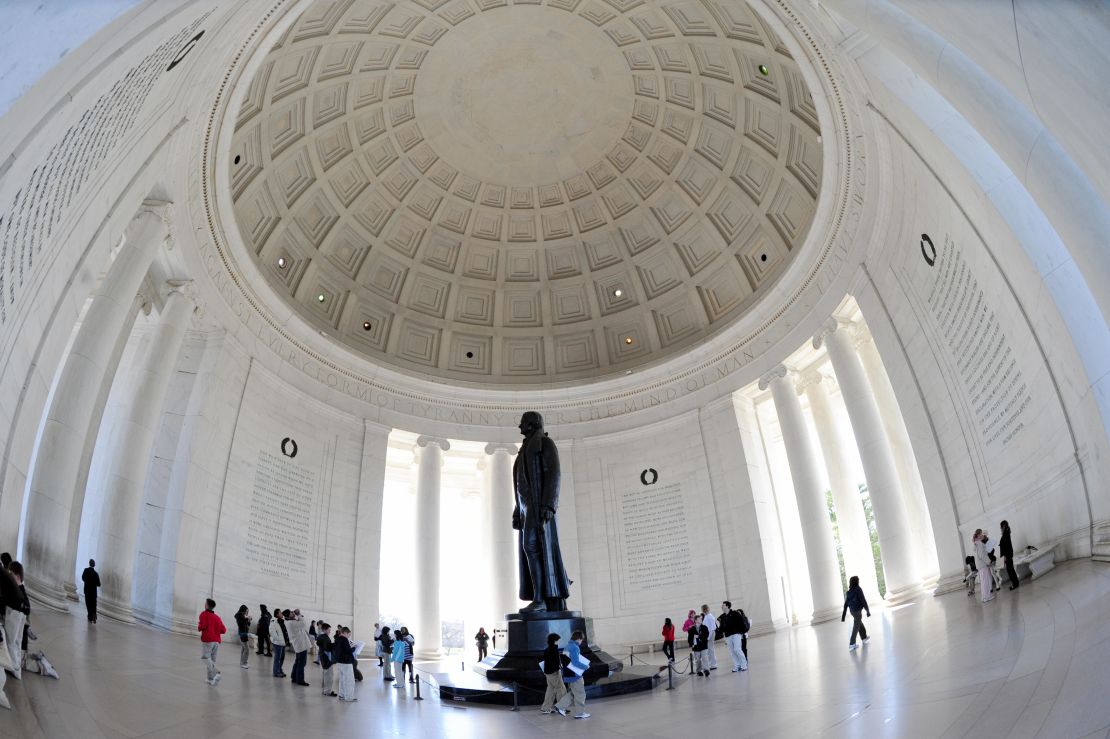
[740,615,750,634]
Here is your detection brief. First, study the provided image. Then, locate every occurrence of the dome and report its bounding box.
[228,0,823,384]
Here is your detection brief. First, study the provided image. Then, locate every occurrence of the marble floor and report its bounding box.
[4,560,1110,738]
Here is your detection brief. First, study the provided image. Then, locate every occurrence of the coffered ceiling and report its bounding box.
[228,0,822,384]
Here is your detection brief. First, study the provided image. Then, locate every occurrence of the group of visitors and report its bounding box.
[0,552,58,711]
[672,602,751,677]
[197,602,428,703]
[966,520,1021,603]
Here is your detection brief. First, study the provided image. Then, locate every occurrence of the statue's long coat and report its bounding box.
[513,432,571,601]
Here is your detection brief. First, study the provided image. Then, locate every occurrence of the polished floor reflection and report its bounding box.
[3,560,1110,738]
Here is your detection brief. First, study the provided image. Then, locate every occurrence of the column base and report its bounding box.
[883,581,926,606]
[930,571,966,596]
[97,595,137,624]
[415,647,444,661]
[24,574,72,613]
[810,605,843,625]
[64,581,80,602]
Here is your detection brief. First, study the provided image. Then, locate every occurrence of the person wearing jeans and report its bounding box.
[197,598,226,686]
[539,633,566,714]
[270,609,289,677]
[719,601,748,672]
[288,611,311,686]
[234,605,251,669]
[841,575,871,650]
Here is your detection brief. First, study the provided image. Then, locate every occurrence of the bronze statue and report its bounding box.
[512,411,571,612]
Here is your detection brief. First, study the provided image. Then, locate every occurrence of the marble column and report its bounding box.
[96,285,194,622]
[23,205,168,610]
[816,319,922,602]
[759,365,843,623]
[414,435,449,659]
[484,443,519,622]
[352,421,390,642]
[800,369,879,598]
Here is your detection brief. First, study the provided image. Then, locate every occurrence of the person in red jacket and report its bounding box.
[198,598,226,686]
[661,618,675,663]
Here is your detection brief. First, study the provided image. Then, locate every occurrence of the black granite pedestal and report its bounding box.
[435,609,660,706]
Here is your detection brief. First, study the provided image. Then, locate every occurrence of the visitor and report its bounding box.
[4,562,30,680]
[400,626,415,684]
[288,609,311,686]
[553,630,590,719]
[690,614,710,677]
[256,605,272,656]
[233,604,251,669]
[681,608,696,634]
[373,622,384,666]
[973,530,995,603]
[841,575,871,650]
[539,633,566,714]
[661,617,675,663]
[475,627,489,661]
[81,559,100,624]
[1000,520,1020,591]
[391,628,406,688]
[963,555,979,596]
[270,608,289,677]
[309,618,318,664]
[334,626,357,702]
[0,557,19,710]
[720,601,748,671]
[980,529,1002,592]
[197,598,225,686]
[380,627,395,682]
[317,622,336,697]
[738,608,751,660]
[700,604,718,670]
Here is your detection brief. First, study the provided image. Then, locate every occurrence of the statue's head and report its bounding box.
[518,411,544,436]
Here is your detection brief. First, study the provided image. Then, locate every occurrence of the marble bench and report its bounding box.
[1013,545,1056,581]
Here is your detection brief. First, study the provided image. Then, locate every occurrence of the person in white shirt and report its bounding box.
[700,604,718,670]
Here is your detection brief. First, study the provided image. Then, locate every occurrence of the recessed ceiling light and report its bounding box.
[758,64,769,76]
[317,293,326,303]
[277,257,287,269]
[233,154,241,165]
[362,320,372,331]
[624,336,633,345]
[614,288,623,297]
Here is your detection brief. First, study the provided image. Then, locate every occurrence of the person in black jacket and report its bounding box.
[999,520,1020,591]
[81,560,100,623]
[719,601,748,672]
[333,627,357,702]
[317,623,336,697]
[380,627,395,682]
[539,633,567,714]
[256,605,272,656]
[841,575,871,650]
[234,605,251,669]
[691,614,710,677]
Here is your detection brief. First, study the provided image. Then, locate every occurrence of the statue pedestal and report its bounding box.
[473,610,620,686]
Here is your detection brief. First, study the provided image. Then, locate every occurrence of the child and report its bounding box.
[963,555,978,596]
[691,615,710,677]
[317,623,336,697]
[553,630,591,719]
[333,627,357,702]
[391,629,406,688]
[539,633,566,714]
[197,598,226,686]
[841,575,871,650]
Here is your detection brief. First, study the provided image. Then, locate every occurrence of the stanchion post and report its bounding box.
[665,661,674,691]
[688,652,694,675]
[414,673,424,700]
[511,681,520,711]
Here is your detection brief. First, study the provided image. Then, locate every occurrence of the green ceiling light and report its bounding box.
[758,64,769,76]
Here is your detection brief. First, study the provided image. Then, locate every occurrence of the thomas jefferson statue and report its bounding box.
[512,412,571,613]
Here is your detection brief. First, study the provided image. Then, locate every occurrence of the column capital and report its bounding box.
[484,442,518,456]
[756,363,789,391]
[812,317,855,350]
[416,435,451,452]
[165,278,196,303]
[795,368,826,394]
